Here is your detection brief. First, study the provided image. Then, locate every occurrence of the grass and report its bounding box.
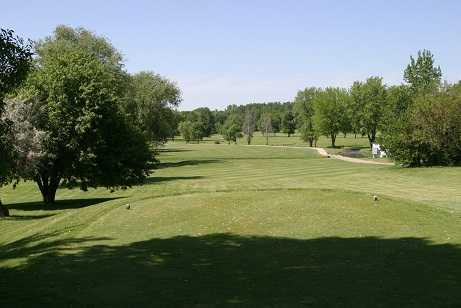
[1,143,461,306]
[174,132,389,160]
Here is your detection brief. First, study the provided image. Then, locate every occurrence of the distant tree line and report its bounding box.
[177,102,294,144]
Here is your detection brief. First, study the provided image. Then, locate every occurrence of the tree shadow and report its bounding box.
[0,231,111,261]
[3,213,56,220]
[7,197,123,211]
[1,233,460,307]
[157,159,221,169]
[157,148,193,153]
[144,176,205,184]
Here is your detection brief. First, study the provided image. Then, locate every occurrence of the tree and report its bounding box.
[313,88,348,148]
[178,121,193,143]
[350,77,387,147]
[221,116,242,144]
[0,28,33,216]
[123,71,181,145]
[281,111,296,137]
[242,110,256,145]
[299,119,319,147]
[293,87,319,146]
[10,26,154,204]
[271,113,281,134]
[0,29,33,102]
[381,85,461,166]
[190,107,214,138]
[191,121,204,143]
[260,114,273,145]
[404,49,442,96]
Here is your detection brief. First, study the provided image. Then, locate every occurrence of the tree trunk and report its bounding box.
[308,139,313,147]
[266,133,269,145]
[0,200,9,217]
[331,134,336,148]
[367,131,376,148]
[35,174,61,204]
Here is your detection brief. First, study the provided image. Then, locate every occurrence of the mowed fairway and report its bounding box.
[1,144,461,307]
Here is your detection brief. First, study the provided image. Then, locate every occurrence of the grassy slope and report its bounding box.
[1,144,461,307]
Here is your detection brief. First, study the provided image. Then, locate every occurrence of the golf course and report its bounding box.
[1,138,461,307]
[3,4,461,306]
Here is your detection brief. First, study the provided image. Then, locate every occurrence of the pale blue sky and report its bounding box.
[3,0,461,110]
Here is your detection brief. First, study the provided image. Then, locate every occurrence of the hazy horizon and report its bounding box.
[4,0,461,110]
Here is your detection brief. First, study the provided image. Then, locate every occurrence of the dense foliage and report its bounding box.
[381,84,461,166]
[0,29,33,215]
[1,26,180,203]
[350,77,388,147]
[313,88,349,147]
[123,71,181,145]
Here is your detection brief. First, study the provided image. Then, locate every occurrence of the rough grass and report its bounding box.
[1,143,461,307]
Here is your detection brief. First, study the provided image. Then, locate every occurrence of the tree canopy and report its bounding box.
[313,88,349,147]
[0,28,33,216]
[404,49,442,96]
[123,71,181,144]
[350,77,387,147]
[7,26,154,203]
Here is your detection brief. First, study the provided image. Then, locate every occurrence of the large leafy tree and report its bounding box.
[185,107,215,138]
[293,87,320,146]
[0,28,33,216]
[404,49,442,96]
[124,71,181,145]
[313,88,349,147]
[9,26,154,204]
[350,77,387,147]
[381,85,461,166]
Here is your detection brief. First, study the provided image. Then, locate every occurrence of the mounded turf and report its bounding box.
[1,143,461,306]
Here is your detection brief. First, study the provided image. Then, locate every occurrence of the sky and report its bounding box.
[3,0,461,110]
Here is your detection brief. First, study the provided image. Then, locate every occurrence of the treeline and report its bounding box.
[178,50,461,167]
[176,102,294,144]
[0,26,180,212]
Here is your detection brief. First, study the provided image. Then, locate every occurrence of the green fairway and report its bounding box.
[174,132,389,160]
[1,144,461,307]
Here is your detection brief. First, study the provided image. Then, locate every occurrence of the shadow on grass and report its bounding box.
[7,197,122,211]
[157,159,221,169]
[3,213,57,220]
[1,233,460,307]
[157,148,193,153]
[144,176,204,184]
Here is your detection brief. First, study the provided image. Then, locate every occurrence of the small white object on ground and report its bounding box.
[126,204,131,210]
[373,195,378,201]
